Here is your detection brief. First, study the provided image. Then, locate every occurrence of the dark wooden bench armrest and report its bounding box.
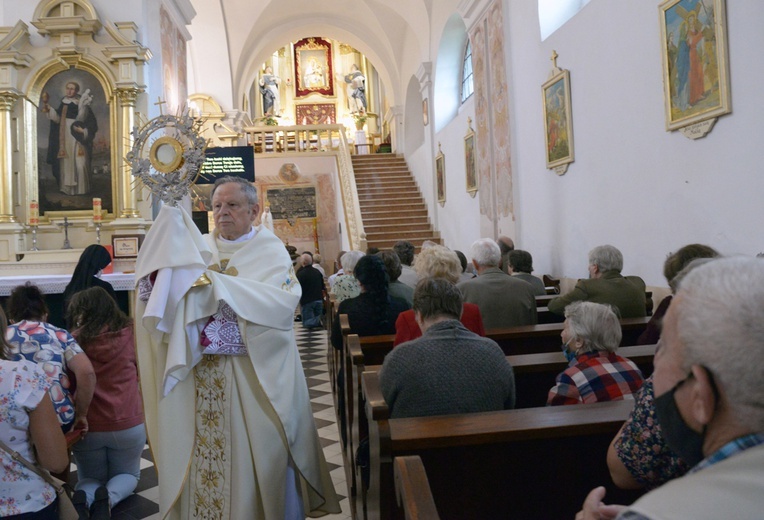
[363,370,390,420]
[394,456,441,520]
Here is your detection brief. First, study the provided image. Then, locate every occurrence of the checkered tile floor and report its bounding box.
[68,324,351,519]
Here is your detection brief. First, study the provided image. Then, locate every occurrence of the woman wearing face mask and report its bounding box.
[62,245,117,326]
[606,258,717,491]
[547,301,644,406]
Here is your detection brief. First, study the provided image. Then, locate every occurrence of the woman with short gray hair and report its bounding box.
[547,301,644,406]
[331,250,364,303]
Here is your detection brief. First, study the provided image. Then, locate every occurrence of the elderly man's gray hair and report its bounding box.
[211,175,258,206]
[588,245,623,273]
[470,238,502,268]
[564,301,622,353]
[675,256,764,431]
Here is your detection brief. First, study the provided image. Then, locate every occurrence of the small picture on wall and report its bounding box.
[435,143,445,207]
[542,66,574,174]
[464,118,477,198]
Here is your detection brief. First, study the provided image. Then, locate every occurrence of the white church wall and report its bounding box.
[504,0,764,287]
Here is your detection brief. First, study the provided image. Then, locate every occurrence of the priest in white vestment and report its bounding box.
[134,176,340,519]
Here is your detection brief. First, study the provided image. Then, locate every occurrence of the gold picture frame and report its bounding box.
[542,66,574,175]
[294,37,334,98]
[659,0,730,137]
[435,143,446,207]
[464,118,477,198]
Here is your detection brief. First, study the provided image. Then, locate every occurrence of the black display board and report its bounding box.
[198,146,255,183]
[266,187,317,220]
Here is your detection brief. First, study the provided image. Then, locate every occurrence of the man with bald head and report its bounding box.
[578,257,764,519]
[296,252,326,329]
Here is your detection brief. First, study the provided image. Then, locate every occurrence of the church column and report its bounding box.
[116,87,142,218]
[0,93,18,223]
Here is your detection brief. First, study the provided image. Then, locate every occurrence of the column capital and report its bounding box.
[0,92,19,111]
[116,87,143,106]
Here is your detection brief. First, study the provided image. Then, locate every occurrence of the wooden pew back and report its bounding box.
[363,372,644,520]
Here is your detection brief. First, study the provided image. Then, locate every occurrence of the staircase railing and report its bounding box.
[243,124,367,252]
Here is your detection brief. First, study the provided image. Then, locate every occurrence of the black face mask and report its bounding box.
[654,371,712,468]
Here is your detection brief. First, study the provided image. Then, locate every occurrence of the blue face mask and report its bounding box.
[561,342,577,364]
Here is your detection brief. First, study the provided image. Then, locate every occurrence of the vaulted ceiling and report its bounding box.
[188,0,438,109]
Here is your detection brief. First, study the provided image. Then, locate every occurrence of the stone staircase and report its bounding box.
[351,154,441,251]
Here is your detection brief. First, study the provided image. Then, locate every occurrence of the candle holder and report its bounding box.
[95,222,102,244]
[29,225,39,251]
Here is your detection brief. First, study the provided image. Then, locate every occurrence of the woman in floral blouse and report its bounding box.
[6,283,96,434]
[331,250,364,303]
[0,307,68,518]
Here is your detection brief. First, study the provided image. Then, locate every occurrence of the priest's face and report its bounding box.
[212,182,258,240]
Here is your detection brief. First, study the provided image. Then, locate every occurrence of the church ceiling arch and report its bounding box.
[190,0,432,112]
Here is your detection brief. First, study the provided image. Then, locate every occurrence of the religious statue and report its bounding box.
[261,202,274,232]
[344,63,367,112]
[259,66,281,116]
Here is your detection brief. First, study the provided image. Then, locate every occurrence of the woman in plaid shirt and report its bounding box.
[547,301,644,406]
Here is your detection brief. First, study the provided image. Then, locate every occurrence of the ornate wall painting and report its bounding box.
[36,67,112,214]
[435,143,446,207]
[294,37,335,97]
[660,0,730,139]
[464,118,478,197]
[542,58,574,175]
[295,103,336,125]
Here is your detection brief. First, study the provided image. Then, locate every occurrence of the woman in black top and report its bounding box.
[62,245,117,324]
[331,254,410,349]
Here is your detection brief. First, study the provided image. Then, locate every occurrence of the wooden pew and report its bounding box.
[394,456,441,520]
[363,372,644,520]
[540,292,655,316]
[508,344,655,408]
[487,316,650,355]
[327,294,338,393]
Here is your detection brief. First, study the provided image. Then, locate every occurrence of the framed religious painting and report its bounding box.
[294,37,334,97]
[542,67,574,175]
[659,0,730,138]
[36,67,113,216]
[464,119,478,197]
[435,144,446,207]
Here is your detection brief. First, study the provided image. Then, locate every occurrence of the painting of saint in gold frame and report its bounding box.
[542,68,574,173]
[294,37,334,97]
[435,145,446,207]
[36,67,112,215]
[659,0,730,133]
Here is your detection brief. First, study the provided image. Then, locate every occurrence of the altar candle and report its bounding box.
[93,197,102,223]
[29,200,39,226]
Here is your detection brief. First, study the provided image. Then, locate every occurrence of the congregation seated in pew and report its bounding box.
[393,245,484,346]
[548,244,647,318]
[547,301,644,406]
[380,278,514,418]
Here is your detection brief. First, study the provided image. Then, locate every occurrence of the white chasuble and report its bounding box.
[135,205,340,519]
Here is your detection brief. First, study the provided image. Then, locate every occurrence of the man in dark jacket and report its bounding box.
[548,244,646,318]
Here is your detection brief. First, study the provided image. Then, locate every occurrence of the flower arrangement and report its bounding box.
[352,111,368,129]
[259,115,279,126]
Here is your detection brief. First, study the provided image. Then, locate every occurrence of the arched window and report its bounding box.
[461,40,474,103]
